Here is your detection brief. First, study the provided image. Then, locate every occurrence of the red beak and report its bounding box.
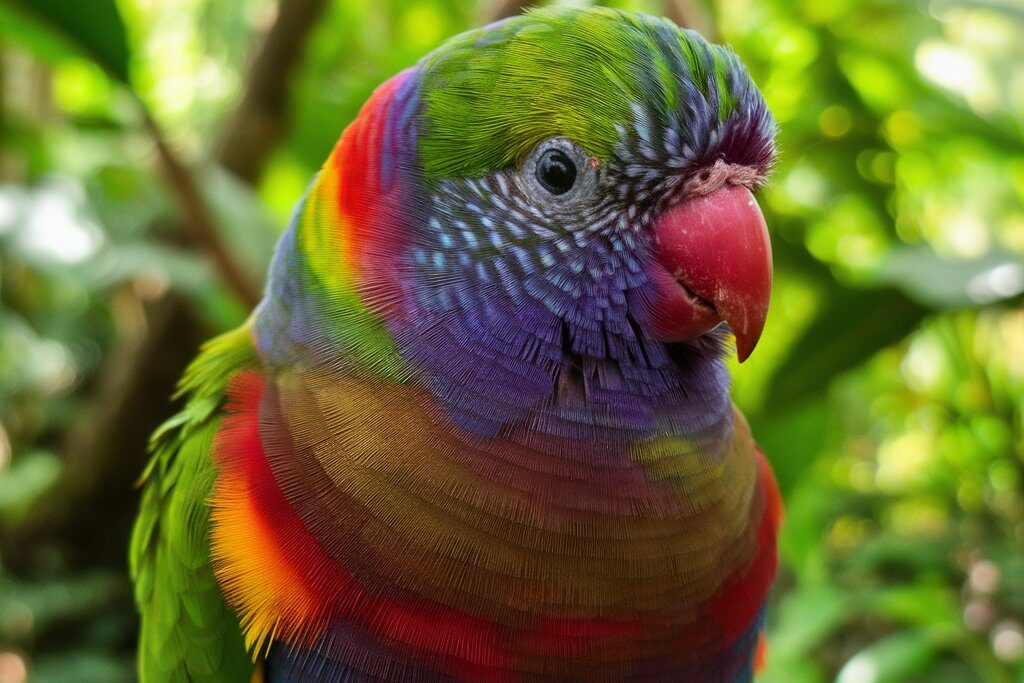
[648,185,772,362]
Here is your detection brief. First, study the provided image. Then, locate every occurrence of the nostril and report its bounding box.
[698,170,711,182]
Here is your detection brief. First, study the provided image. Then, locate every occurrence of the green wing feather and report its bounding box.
[130,322,258,683]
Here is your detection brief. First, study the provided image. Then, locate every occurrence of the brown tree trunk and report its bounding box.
[481,0,536,23]
[215,0,330,186]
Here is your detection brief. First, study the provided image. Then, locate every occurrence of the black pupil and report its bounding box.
[536,149,577,195]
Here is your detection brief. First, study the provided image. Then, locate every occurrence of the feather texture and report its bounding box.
[130,325,257,682]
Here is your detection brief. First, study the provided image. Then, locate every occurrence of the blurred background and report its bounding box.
[0,0,1022,681]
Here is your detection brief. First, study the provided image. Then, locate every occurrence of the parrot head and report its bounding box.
[400,7,776,362]
[259,7,776,433]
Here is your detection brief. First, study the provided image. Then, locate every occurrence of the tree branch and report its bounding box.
[140,108,262,308]
[663,0,718,41]
[215,0,330,185]
[138,0,332,304]
[481,0,536,24]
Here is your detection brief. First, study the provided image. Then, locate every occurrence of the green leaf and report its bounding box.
[866,585,960,627]
[761,239,928,409]
[770,585,853,658]
[836,628,952,683]
[751,400,831,496]
[0,3,78,65]
[1,0,131,83]
[764,283,927,409]
[0,450,62,523]
[762,235,1024,413]
[757,658,824,683]
[846,535,956,584]
[876,247,1024,309]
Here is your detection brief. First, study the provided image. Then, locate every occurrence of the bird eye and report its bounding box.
[535,148,577,195]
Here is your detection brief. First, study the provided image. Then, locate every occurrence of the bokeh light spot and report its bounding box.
[0,652,27,683]
[819,105,852,138]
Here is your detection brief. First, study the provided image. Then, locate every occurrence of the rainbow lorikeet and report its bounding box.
[131,7,781,682]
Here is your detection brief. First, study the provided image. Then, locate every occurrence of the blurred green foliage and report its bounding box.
[0,0,1022,681]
